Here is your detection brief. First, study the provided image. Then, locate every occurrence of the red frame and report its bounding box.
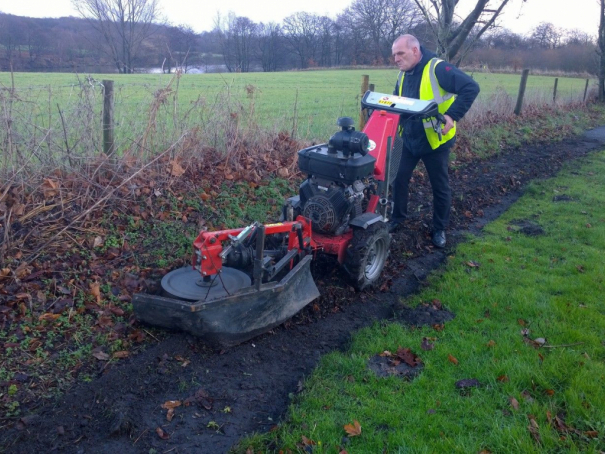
[192,217,314,277]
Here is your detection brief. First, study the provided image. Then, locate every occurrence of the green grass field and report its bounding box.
[0,69,594,143]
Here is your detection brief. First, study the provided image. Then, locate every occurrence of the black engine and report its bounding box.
[288,117,376,235]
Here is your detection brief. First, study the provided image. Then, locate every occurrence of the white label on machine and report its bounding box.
[378,95,414,106]
[368,140,376,151]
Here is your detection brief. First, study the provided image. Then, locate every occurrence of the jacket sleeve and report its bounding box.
[434,61,480,122]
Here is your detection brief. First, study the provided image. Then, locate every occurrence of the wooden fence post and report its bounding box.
[584,79,590,102]
[102,80,114,155]
[360,75,369,129]
[514,69,529,115]
[553,78,558,104]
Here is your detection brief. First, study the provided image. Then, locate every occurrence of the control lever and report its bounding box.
[433,113,446,141]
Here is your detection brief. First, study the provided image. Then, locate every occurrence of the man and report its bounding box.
[389,34,479,248]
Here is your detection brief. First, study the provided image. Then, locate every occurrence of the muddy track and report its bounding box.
[3,128,605,454]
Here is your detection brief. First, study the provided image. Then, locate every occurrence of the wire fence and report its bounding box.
[0,70,597,176]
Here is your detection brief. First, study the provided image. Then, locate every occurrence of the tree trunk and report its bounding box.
[598,0,605,102]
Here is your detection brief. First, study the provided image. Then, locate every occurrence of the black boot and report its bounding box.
[431,230,446,248]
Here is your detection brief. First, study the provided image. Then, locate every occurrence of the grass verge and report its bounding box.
[238,151,605,452]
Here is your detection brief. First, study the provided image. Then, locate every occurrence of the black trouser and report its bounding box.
[391,142,452,231]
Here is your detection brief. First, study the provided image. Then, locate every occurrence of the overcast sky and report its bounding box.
[0,0,600,37]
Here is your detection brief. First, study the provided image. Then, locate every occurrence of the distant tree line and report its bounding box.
[0,2,599,75]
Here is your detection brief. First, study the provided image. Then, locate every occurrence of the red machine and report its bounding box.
[133,92,441,347]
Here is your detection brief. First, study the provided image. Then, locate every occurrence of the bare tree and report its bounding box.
[257,22,286,72]
[598,0,605,102]
[346,0,421,64]
[412,0,514,64]
[214,13,259,72]
[530,22,563,49]
[566,29,595,46]
[0,14,25,69]
[282,12,326,68]
[164,25,199,72]
[71,0,161,73]
[331,18,350,65]
[483,27,525,50]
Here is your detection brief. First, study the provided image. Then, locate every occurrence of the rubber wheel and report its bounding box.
[343,223,390,291]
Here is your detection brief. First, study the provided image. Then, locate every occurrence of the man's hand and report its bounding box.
[442,114,454,135]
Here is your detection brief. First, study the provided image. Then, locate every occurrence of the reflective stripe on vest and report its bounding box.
[397,58,456,150]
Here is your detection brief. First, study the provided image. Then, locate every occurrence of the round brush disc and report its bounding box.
[161,267,251,301]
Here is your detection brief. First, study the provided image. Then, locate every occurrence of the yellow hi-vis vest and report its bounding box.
[398,57,456,150]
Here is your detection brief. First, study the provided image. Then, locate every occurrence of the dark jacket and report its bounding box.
[393,46,480,156]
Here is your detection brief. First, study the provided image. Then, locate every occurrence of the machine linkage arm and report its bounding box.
[191,217,315,278]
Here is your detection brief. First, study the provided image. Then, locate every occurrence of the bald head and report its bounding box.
[393,34,420,50]
[392,34,422,72]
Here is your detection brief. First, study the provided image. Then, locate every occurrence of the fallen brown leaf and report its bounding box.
[448,354,459,365]
[156,426,170,440]
[161,400,182,410]
[166,408,175,421]
[523,337,542,349]
[38,313,61,322]
[169,160,185,177]
[396,347,422,367]
[92,350,110,361]
[108,306,124,316]
[93,236,104,248]
[42,178,60,198]
[301,435,316,446]
[509,397,519,410]
[89,282,102,304]
[527,414,541,443]
[343,420,362,437]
